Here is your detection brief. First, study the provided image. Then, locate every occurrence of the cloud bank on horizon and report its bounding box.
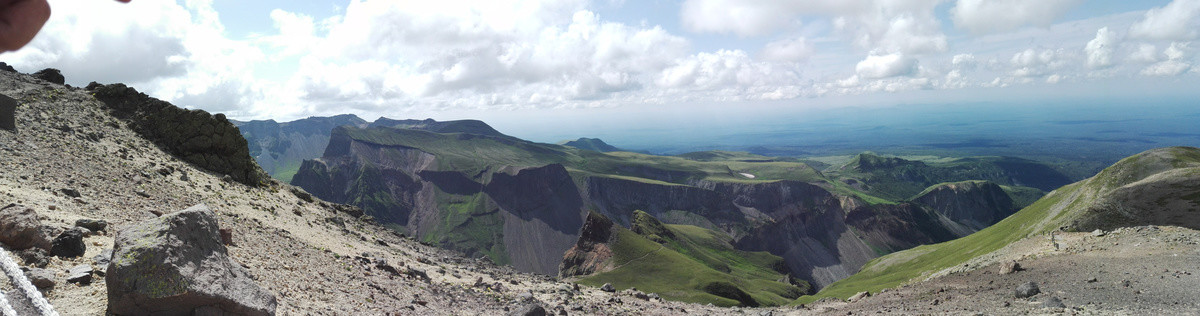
[2,0,1198,121]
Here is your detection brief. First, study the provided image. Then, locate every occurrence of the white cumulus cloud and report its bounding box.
[1129,0,1200,40]
[1085,27,1120,69]
[855,53,917,79]
[951,0,1083,35]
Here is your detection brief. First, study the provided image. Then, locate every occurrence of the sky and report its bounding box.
[3,0,1199,139]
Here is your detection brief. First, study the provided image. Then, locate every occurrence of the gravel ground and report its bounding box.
[804,226,1200,315]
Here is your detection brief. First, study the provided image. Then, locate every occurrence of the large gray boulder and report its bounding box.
[106,204,276,315]
[0,204,52,250]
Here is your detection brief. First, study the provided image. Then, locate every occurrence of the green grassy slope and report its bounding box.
[338,127,829,186]
[831,153,1070,201]
[578,211,807,307]
[797,146,1200,304]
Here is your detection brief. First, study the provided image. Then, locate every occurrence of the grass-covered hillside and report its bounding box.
[575,211,807,307]
[333,126,828,186]
[800,146,1200,303]
[829,153,1072,201]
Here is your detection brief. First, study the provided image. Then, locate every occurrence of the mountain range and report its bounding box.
[2,67,1197,314]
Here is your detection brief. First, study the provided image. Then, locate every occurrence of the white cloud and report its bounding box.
[681,0,947,55]
[1129,0,1200,40]
[951,0,1083,35]
[1164,42,1189,60]
[760,37,814,62]
[1140,42,1193,76]
[1009,48,1070,78]
[1141,60,1191,76]
[680,0,798,37]
[1085,27,1120,69]
[855,53,917,79]
[1129,44,1161,63]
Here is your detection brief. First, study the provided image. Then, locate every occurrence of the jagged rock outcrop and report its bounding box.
[0,204,51,250]
[87,83,265,186]
[32,68,64,85]
[912,181,1016,235]
[559,212,615,277]
[106,204,276,315]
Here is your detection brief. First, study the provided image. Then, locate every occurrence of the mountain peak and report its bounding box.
[560,137,620,152]
[370,117,506,137]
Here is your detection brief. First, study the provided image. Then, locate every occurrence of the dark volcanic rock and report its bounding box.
[507,303,547,316]
[25,268,55,289]
[1043,296,1067,308]
[60,188,81,198]
[600,283,615,292]
[106,204,276,315]
[88,83,265,186]
[0,204,52,250]
[1015,282,1040,298]
[75,218,108,232]
[33,68,64,84]
[67,264,93,284]
[0,62,15,72]
[17,248,49,268]
[0,94,15,132]
[50,227,87,258]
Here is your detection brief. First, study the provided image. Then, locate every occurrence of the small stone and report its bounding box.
[1091,229,1106,237]
[600,283,615,292]
[17,248,49,268]
[1086,277,1098,283]
[1043,297,1066,308]
[135,190,151,198]
[50,227,87,257]
[518,291,535,302]
[1015,282,1040,298]
[848,291,871,302]
[94,251,112,275]
[632,291,649,300]
[60,188,81,198]
[999,261,1021,275]
[75,219,108,232]
[507,303,546,316]
[219,228,233,246]
[66,264,93,284]
[24,268,55,289]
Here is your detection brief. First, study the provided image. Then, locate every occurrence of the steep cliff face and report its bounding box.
[912,181,1016,235]
[235,114,367,182]
[582,177,963,290]
[583,176,739,232]
[294,124,1040,289]
[292,127,585,275]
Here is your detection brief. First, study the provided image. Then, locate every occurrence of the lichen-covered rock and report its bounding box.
[106,204,276,315]
[87,83,266,186]
[0,204,52,250]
